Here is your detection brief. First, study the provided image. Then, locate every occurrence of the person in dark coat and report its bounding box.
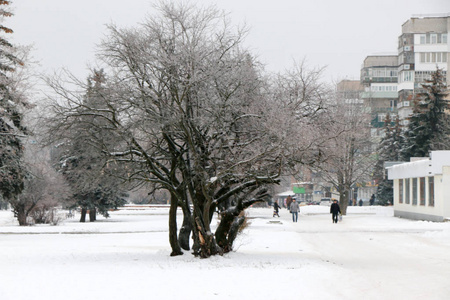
[285,196,293,211]
[273,201,280,217]
[330,199,341,223]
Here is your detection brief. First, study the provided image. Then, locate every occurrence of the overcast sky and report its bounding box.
[8,0,450,83]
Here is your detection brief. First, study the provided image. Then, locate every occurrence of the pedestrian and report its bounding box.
[286,195,293,211]
[359,199,363,206]
[330,199,341,224]
[273,201,280,217]
[290,199,299,222]
[370,194,375,206]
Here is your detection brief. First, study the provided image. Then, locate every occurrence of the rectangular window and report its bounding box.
[426,34,431,44]
[420,53,426,63]
[443,34,448,44]
[405,178,410,204]
[420,34,426,44]
[428,177,434,207]
[431,34,437,44]
[412,178,418,205]
[404,71,413,82]
[432,52,437,63]
[437,52,442,63]
[443,53,448,63]
[420,177,425,205]
[399,179,403,204]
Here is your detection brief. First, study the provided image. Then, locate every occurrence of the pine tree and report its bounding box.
[53,70,127,222]
[374,114,403,205]
[401,68,449,160]
[0,0,29,222]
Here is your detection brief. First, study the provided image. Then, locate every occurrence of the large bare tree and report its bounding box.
[45,2,333,257]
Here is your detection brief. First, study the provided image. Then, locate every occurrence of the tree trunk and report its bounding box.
[215,207,248,253]
[16,210,28,226]
[89,208,97,222]
[339,187,350,215]
[215,210,236,252]
[193,214,222,258]
[80,208,87,222]
[227,215,245,251]
[178,202,192,251]
[169,193,183,256]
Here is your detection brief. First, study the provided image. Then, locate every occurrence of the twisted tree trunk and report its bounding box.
[178,202,192,251]
[169,193,183,256]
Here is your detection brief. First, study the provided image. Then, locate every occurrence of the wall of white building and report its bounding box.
[388,151,450,222]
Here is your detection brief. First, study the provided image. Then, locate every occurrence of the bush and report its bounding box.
[29,205,64,225]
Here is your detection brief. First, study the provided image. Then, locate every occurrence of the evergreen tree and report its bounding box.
[52,70,127,222]
[0,1,29,223]
[374,114,403,205]
[401,68,449,160]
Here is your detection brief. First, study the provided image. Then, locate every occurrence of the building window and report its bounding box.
[405,178,410,204]
[403,71,413,82]
[428,177,434,207]
[412,178,418,205]
[419,52,448,63]
[420,34,426,44]
[419,33,448,44]
[420,177,425,205]
[399,179,403,204]
[431,34,437,44]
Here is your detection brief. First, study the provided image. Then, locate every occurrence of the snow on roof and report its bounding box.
[276,191,295,196]
[387,150,450,179]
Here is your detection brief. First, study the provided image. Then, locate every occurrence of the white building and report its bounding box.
[387,151,450,222]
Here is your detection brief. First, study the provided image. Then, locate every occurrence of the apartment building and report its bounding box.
[360,55,398,137]
[397,14,450,125]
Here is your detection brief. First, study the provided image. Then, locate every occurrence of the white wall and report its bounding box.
[389,151,450,221]
[442,166,450,219]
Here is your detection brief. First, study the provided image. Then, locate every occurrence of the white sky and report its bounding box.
[8,0,450,83]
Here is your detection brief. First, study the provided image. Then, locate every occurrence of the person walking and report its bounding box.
[330,199,341,223]
[290,199,300,222]
[285,195,293,211]
[273,201,280,217]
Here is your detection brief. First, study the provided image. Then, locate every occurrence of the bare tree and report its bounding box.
[10,145,71,225]
[267,60,332,170]
[310,92,375,214]
[45,2,334,257]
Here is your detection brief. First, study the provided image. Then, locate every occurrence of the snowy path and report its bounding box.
[0,206,449,300]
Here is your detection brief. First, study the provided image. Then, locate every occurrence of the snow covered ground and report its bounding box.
[0,205,449,300]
